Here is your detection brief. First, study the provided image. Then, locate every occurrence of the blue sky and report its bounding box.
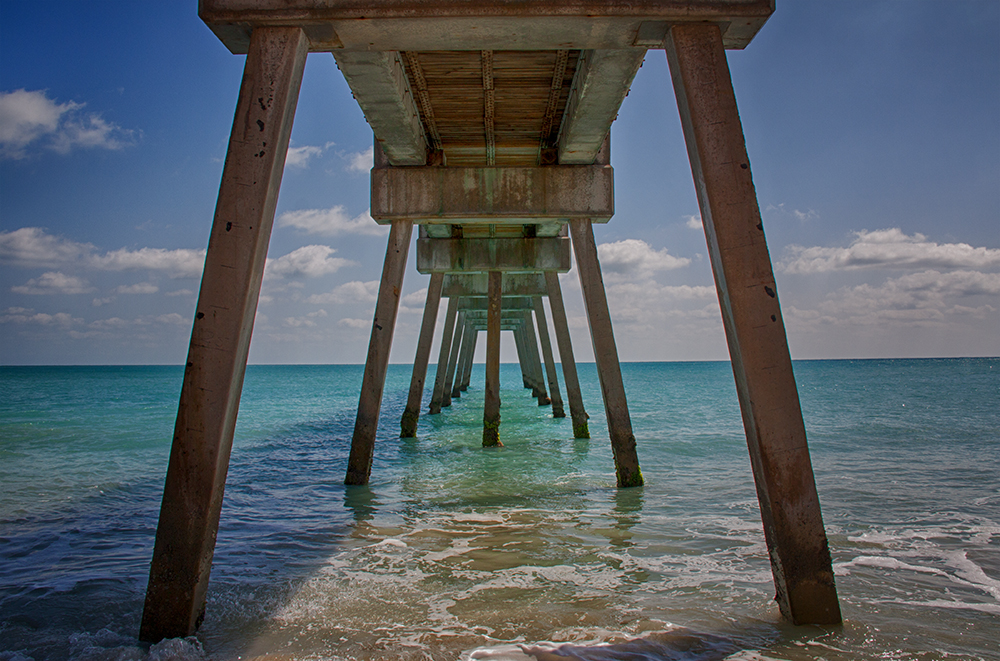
[1,1,997,365]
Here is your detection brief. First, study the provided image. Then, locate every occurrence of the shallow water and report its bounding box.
[1,359,997,660]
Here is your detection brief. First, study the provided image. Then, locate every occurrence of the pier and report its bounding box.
[140,0,841,643]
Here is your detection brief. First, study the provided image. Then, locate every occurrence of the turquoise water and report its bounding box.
[0,359,997,660]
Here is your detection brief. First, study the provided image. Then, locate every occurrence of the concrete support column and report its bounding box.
[665,23,840,625]
[345,218,414,485]
[460,329,478,391]
[400,272,444,437]
[513,325,532,390]
[429,296,459,414]
[452,321,474,398]
[545,272,589,438]
[442,310,465,407]
[533,297,565,418]
[569,219,642,487]
[522,310,550,406]
[140,27,308,643]
[483,271,503,447]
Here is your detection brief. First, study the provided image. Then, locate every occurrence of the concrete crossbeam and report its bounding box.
[372,164,614,224]
[416,237,571,273]
[140,26,308,644]
[558,51,644,164]
[201,1,774,53]
[457,296,534,311]
[666,22,839,625]
[443,273,547,298]
[332,52,427,165]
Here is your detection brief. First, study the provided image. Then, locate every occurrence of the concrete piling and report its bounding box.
[533,297,565,418]
[545,272,589,438]
[442,310,465,407]
[569,219,642,487]
[345,218,414,485]
[666,22,840,624]
[429,296,459,415]
[401,272,444,437]
[482,271,503,447]
[140,26,309,643]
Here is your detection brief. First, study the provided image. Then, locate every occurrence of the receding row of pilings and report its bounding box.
[344,218,641,486]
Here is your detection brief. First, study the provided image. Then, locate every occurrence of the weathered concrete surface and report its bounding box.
[416,236,571,273]
[522,311,551,405]
[345,219,413,485]
[483,271,503,447]
[429,296,459,414]
[452,322,474,398]
[372,164,613,224]
[533,297,565,417]
[401,272,443,437]
[570,219,642,487]
[666,22,840,625]
[201,1,774,53]
[442,310,466,407]
[140,26,308,644]
[458,296,534,311]
[332,53,426,165]
[459,329,477,391]
[545,272,589,437]
[558,51,644,164]
[443,272,547,297]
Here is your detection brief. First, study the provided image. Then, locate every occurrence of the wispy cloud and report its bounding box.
[115,282,158,294]
[0,227,205,278]
[11,272,94,295]
[786,269,1000,328]
[0,307,81,326]
[597,239,691,280]
[305,280,379,305]
[284,144,324,169]
[265,245,355,278]
[685,214,703,230]
[278,206,385,236]
[346,146,373,172]
[781,229,1000,274]
[0,89,136,159]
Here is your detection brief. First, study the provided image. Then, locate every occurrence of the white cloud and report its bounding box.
[115,282,159,294]
[156,313,188,325]
[786,269,1000,329]
[278,206,385,236]
[305,280,379,304]
[284,144,323,168]
[0,227,205,278]
[685,214,703,230]
[0,89,135,159]
[338,318,370,329]
[781,228,1000,274]
[11,271,94,295]
[597,239,691,280]
[347,146,374,172]
[0,227,91,267]
[265,245,355,278]
[165,289,194,297]
[765,203,818,223]
[90,246,205,278]
[0,307,81,326]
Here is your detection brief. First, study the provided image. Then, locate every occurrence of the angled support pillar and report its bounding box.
[442,310,465,407]
[569,219,642,488]
[482,271,503,447]
[345,218,414,485]
[533,297,565,418]
[140,27,308,643]
[452,321,474,399]
[545,272,589,438]
[429,296,459,414]
[666,23,840,625]
[400,272,444,437]
[522,310,550,406]
[460,329,478,391]
[513,325,532,390]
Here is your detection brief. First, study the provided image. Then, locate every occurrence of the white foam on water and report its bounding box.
[881,598,1000,615]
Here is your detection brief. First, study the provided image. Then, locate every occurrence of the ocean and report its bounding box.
[0,359,997,660]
